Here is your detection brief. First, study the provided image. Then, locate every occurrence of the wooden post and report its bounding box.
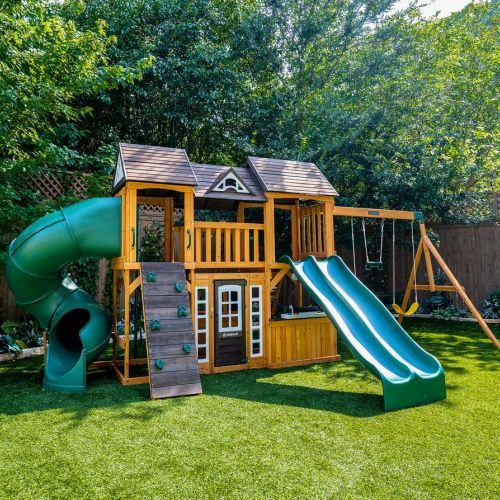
[397,239,424,324]
[264,197,275,264]
[184,190,195,263]
[123,269,130,379]
[420,223,435,291]
[324,199,334,256]
[164,197,174,262]
[425,237,499,348]
[264,197,275,365]
[112,270,118,363]
[237,202,245,223]
[291,201,299,261]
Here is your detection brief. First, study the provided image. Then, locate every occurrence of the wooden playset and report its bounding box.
[7,142,497,409]
[99,143,498,398]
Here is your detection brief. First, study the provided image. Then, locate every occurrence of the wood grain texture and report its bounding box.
[269,317,337,367]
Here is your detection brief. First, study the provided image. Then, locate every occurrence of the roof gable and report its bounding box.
[191,163,265,202]
[206,167,254,196]
[247,156,338,196]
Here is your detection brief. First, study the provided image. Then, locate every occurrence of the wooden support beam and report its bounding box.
[332,206,416,220]
[398,238,424,324]
[270,268,288,289]
[415,284,464,292]
[420,223,435,291]
[324,200,334,256]
[129,274,142,294]
[184,191,195,263]
[291,201,299,261]
[164,197,174,261]
[126,181,195,193]
[425,237,499,348]
[267,192,334,202]
[236,202,245,223]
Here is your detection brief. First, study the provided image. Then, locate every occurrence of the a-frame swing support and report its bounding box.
[397,222,499,348]
[331,206,499,348]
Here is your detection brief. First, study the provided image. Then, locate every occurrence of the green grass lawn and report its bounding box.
[0,319,498,499]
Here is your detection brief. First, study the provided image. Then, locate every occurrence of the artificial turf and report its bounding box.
[0,319,498,499]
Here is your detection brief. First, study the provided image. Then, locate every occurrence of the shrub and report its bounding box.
[482,290,500,319]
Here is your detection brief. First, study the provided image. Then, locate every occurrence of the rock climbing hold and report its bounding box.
[182,343,192,353]
[147,272,156,283]
[155,359,165,370]
[175,282,184,293]
[151,319,161,331]
[178,305,187,317]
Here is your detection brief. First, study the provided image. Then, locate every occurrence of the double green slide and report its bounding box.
[281,255,446,410]
[6,198,122,392]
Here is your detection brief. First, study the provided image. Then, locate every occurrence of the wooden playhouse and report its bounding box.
[108,143,341,397]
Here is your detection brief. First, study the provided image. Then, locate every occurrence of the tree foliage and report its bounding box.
[0,0,497,257]
[0,0,151,248]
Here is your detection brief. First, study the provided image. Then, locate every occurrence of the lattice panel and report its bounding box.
[25,172,90,200]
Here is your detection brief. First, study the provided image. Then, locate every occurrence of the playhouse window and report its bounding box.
[218,284,242,332]
[195,286,209,362]
[250,285,263,357]
[212,172,249,194]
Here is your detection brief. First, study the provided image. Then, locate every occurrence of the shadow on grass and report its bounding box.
[202,363,386,418]
[1,319,493,421]
[403,319,500,373]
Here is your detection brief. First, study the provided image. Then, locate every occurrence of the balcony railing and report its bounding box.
[173,222,265,267]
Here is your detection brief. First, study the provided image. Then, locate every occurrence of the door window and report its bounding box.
[218,285,242,333]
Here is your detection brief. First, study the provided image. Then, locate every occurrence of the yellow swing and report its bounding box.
[392,219,419,316]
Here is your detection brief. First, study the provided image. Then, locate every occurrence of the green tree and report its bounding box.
[0,0,151,253]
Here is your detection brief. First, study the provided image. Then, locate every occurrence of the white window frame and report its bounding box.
[194,286,209,362]
[212,172,249,194]
[249,285,263,357]
[218,284,242,333]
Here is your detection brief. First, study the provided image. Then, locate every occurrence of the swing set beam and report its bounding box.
[332,206,420,220]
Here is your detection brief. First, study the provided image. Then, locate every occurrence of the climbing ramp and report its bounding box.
[141,262,202,398]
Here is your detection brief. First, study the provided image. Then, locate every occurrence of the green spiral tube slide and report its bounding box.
[6,198,122,392]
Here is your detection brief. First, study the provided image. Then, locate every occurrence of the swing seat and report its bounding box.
[392,302,419,316]
[365,261,383,271]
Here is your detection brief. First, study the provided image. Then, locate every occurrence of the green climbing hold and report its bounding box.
[178,305,188,317]
[175,282,184,293]
[151,319,161,331]
[147,272,156,283]
[155,359,165,370]
[182,343,192,353]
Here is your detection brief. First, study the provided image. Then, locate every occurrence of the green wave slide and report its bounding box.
[281,255,446,410]
[6,198,122,392]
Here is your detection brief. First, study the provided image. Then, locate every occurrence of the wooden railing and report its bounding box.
[169,222,265,267]
[298,204,326,259]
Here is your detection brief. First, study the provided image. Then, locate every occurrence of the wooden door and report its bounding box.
[214,280,246,367]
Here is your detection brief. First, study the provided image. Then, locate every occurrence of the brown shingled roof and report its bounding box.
[113,143,197,192]
[247,156,338,196]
